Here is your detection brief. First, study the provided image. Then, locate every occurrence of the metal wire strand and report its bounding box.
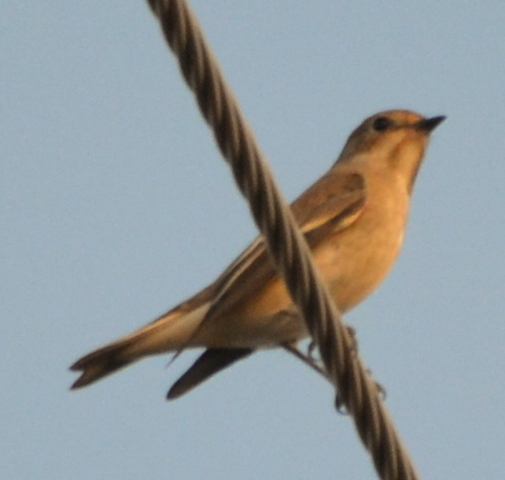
[146,1,421,479]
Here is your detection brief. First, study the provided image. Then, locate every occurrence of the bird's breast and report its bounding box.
[317,181,409,313]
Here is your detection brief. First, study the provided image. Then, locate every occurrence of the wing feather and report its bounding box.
[206,171,366,321]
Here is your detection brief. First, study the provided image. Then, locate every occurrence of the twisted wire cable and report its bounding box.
[146,1,421,479]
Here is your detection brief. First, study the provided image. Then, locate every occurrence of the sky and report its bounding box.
[2,2,505,479]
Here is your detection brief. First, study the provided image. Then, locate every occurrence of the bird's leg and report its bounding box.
[284,329,385,415]
[282,342,328,380]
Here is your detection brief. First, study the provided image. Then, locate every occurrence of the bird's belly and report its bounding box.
[198,203,406,348]
[196,277,305,348]
[321,211,405,312]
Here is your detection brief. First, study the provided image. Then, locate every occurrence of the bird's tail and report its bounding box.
[70,300,211,389]
[70,337,139,389]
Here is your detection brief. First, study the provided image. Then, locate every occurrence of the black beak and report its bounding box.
[416,115,446,133]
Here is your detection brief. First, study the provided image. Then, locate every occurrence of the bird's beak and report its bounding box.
[415,115,446,133]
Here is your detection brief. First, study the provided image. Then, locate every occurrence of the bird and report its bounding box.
[70,109,445,399]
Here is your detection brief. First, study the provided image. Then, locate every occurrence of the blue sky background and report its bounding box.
[2,2,505,479]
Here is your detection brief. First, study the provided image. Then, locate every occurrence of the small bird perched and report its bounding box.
[70,109,444,399]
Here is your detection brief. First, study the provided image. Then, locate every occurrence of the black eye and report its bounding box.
[372,117,391,132]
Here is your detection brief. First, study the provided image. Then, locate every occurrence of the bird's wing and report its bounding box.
[165,172,366,398]
[166,348,253,399]
[291,171,366,241]
[207,171,367,318]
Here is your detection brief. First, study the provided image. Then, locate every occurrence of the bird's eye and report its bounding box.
[372,117,391,132]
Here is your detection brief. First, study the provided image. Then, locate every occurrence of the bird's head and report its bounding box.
[338,110,445,192]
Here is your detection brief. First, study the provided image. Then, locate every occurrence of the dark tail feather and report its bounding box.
[70,341,137,389]
[167,348,253,400]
